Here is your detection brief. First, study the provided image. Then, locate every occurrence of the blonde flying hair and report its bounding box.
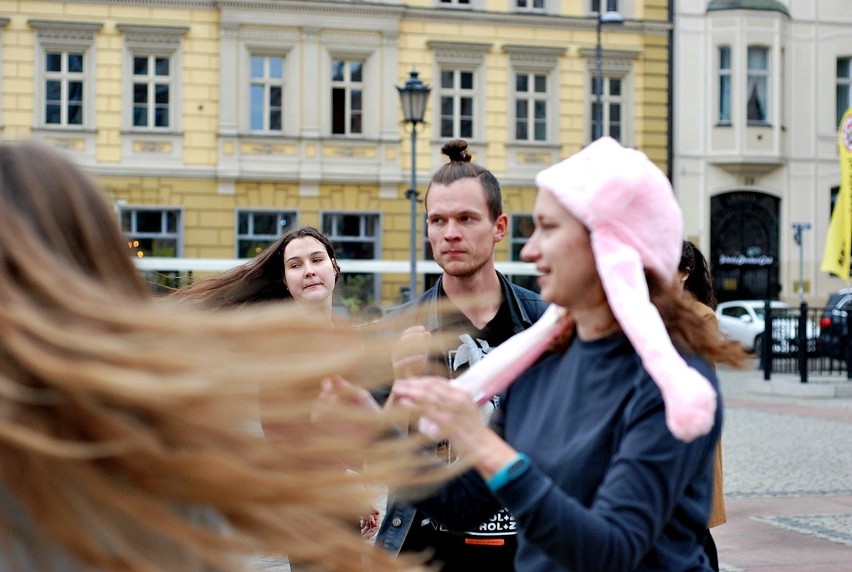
[0,141,448,571]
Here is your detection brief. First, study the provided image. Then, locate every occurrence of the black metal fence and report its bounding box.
[758,301,852,381]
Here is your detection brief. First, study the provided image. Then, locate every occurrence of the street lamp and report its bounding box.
[594,5,624,140]
[397,69,431,301]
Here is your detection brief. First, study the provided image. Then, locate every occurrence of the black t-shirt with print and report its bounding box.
[401,290,518,571]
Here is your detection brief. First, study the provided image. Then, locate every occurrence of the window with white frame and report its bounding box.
[236,210,298,258]
[118,24,187,132]
[509,214,539,292]
[837,57,851,128]
[331,59,363,135]
[515,0,544,10]
[440,69,475,139]
[120,207,182,291]
[515,72,548,142]
[132,55,172,128]
[30,20,100,130]
[44,50,85,126]
[591,0,618,13]
[120,207,181,258]
[250,55,285,132]
[322,212,380,305]
[439,0,471,5]
[718,46,731,125]
[591,75,624,141]
[746,46,769,125]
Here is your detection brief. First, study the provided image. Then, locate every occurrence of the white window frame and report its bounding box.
[505,45,562,146]
[718,45,732,125]
[249,54,286,133]
[591,0,618,13]
[514,0,546,12]
[330,57,364,136]
[591,75,625,142]
[837,57,851,129]
[117,24,188,133]
[746,45,770,126]
[513,71,548,142]
[29,20,100,131]
[234,29,298,138]
[582,47,637,146]
[430,41,490,143]
[119,206,183,258]
[235,209,298,258]
[436,0,483,9]
[321,211,381,303]
[439,68,476,140]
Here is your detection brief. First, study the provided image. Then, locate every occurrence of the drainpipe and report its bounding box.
[667,0,674,182]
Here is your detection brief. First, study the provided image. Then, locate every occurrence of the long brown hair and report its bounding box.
[0,141,446,570]
[171,226,341,309]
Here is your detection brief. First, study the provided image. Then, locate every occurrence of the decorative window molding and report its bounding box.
[29,20,101,132]
[581,48,638,144]
[118,24,187,133]
[429,41,491,142]
[505,45,563,145]
[117,24,187,164]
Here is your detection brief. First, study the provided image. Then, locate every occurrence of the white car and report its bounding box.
[715,300,817,355]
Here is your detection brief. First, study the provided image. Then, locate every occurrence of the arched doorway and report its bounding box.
[711,191,780,302]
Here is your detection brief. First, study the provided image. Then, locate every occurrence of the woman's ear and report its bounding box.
[332,258,341,281]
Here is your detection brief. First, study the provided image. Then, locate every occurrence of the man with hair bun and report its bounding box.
[376,139,548,571]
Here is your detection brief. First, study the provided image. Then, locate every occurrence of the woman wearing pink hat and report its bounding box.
[391,138,743,571]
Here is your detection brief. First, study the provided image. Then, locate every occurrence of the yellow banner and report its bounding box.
[821,107,852,278]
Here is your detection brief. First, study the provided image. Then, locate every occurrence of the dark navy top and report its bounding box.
[416,333,721,571]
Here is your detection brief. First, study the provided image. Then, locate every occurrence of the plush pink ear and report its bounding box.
[451,304,571,404]
[418,305,571,441]
[592,231,717,442]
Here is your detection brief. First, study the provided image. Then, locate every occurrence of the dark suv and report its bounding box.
[817,288,852,359]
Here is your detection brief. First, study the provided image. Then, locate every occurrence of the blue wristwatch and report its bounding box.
[486,452,531,492]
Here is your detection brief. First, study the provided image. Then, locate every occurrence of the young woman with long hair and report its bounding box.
[0,140,446,571]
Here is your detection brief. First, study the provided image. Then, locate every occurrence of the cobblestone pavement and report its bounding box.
[714,361,852,571]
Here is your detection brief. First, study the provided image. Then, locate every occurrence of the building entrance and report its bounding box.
[710,191,780,302]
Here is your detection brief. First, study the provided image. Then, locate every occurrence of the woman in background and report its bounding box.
[0,141,440,570]
[679,240,726,572]
[171,225,341,321]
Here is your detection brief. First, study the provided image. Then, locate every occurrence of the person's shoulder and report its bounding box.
[506,282,549,313]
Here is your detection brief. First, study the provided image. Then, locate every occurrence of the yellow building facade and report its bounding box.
[0,0,671,310]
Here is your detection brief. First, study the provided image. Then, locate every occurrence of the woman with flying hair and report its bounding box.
[0,140,446,571]
[170,225,341,317]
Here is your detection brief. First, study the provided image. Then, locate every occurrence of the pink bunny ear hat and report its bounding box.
[534,137,717,442]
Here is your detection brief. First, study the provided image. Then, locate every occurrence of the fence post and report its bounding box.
[798,301,808,384]
[846,311,852,379]
[762,299,772,380]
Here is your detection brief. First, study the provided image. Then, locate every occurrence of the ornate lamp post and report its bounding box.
[396,69,431,300]
[594,5,624,140]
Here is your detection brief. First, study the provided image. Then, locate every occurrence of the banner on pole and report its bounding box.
[820,107,852,278]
